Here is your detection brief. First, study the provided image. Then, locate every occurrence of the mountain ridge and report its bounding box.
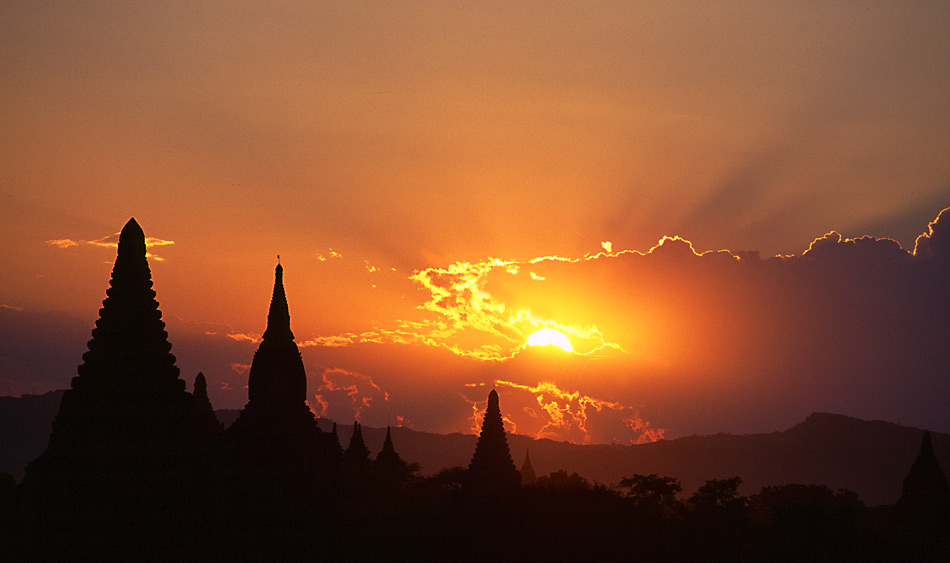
[2,390,944,505]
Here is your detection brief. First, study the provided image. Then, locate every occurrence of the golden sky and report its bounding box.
[2,3,950,442]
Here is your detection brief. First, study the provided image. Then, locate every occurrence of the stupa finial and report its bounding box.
[262,261,293,341]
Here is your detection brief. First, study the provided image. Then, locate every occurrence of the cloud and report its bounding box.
[45,232,176,261]
[489,379,665,445]
[224,332,260,344]
[360,254,630,360]
[849,191,950,250]
[914,206,950,258]
[218,380,238,391]
[312,366,390,422]
[316,249,343,262]
[44,239,79,249]
[182,317,262,344]
[803,231,908,263]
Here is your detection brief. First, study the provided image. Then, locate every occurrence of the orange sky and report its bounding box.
[2,3,950,443]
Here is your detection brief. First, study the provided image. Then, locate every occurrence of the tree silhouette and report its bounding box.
[537,469,590,489]
[748,483,863,529]
[619,473,682,515]
[689,476,745,515]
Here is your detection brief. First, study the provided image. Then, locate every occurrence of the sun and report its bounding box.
[525,328,574,352]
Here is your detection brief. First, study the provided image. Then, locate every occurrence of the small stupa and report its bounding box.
[193,371,224,443]
[328,421,344,460]
[375,426,403,467]
[520,449,538,486]
[344,421,370,463]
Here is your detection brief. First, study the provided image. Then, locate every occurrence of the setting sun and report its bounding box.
[526,328,574,352]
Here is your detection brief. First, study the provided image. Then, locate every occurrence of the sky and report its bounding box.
[2,2,950,444]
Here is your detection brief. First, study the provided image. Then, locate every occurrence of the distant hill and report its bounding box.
[330,412,950,506]
[0,390,64,481]
[2,391,945,505]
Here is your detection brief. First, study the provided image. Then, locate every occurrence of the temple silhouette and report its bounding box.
[520,449,538,486]
[7,218,950,561]
[467,388,520,492]
[16,219,417,559]
[22,219,201,558]
[224,266,326,473]
[898,430,950,517]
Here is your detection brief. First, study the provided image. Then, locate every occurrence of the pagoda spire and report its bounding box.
[344,422,370,462]
[38,216,186,404]
[262,262,294,342]
[373,425,418,489]
[375,426,402,465]
[193,372,223,439]
[227,260,317,435]
[75,217,180,390]
[245,263,306,408]
[328,421,344,459]
[520,449,538,486]
[468,389,519,490]
[224,261,324,518]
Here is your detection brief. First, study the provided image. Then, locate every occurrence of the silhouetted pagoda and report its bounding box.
[520,449,538,486]
[340,421,371,491]
[373,426,416,490]
[467,389,520,491]
[193,371,224,444]
[225,263,325,498]
[22,218,200,558]
[375,426,402,466]
[328,421,344,459]
[898,430,950,519]
[344,421,370,463]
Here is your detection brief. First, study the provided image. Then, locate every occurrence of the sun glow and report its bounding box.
[526,328,574,352]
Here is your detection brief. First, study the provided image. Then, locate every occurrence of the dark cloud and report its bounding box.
[914,206,950,258]
[849,188,950,249]
[502,206,950,434]
[802,232,908,263]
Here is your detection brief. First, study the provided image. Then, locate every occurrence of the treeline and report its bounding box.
[320,466,947,562]
[4,463,946,561]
